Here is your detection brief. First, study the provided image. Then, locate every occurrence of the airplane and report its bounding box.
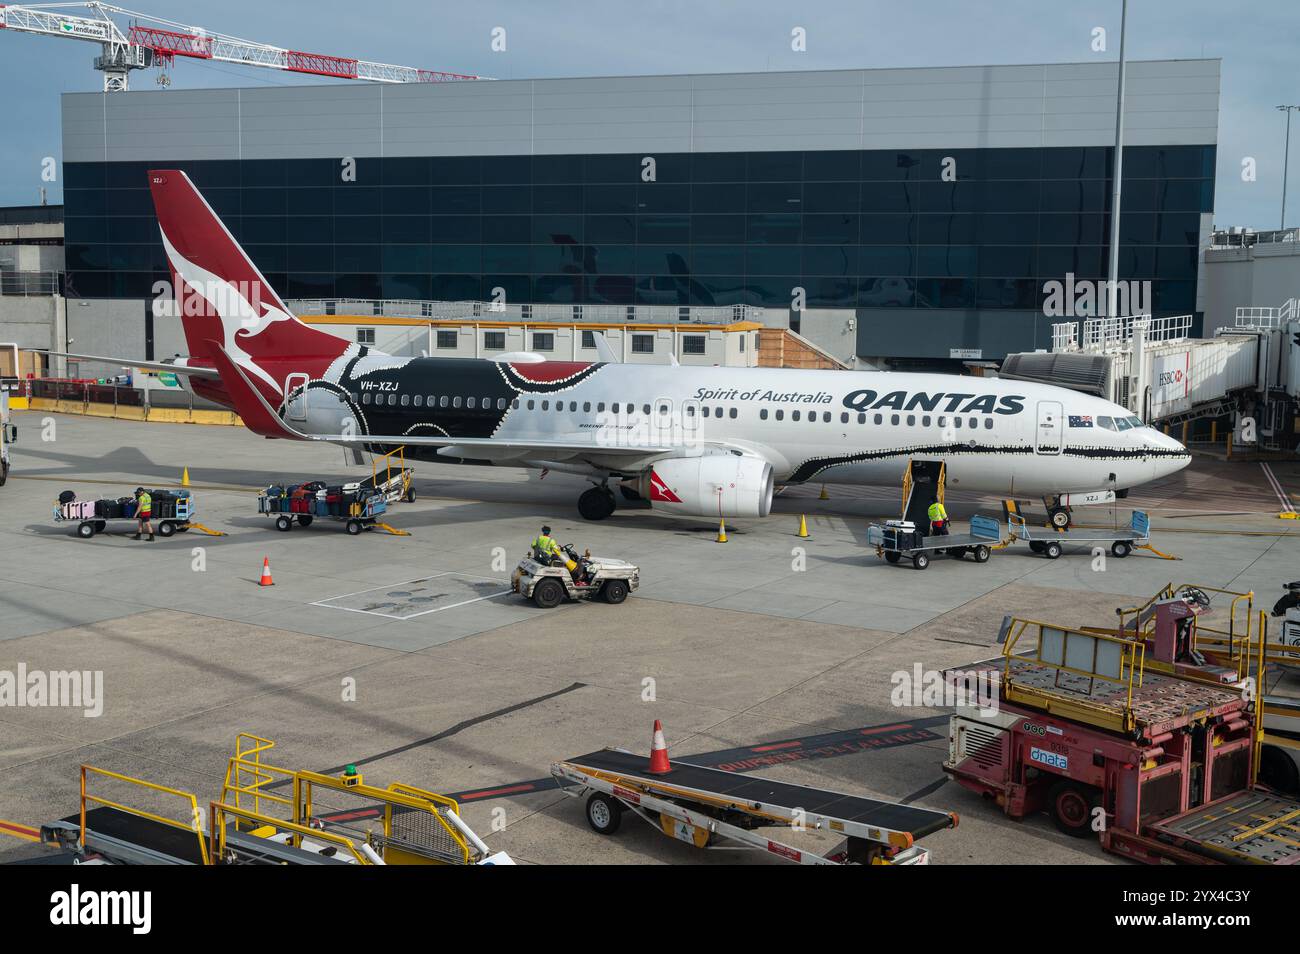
[46,169,1191,526]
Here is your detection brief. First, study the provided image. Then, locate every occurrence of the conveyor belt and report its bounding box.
[567,749,955,838]
[66,806,207,864]
[1150,790,1300,865]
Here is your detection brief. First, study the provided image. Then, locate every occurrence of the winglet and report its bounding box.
[203,341,305,440]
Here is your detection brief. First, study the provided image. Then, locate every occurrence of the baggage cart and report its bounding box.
[1007,509,1175,560]
[866,513,1002,570]
[258,482,396,536]
[54,489,196,538]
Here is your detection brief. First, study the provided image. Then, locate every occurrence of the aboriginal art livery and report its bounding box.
[48,170,1192,523]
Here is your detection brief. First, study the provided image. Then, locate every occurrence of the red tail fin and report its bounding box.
[148,169,351,399]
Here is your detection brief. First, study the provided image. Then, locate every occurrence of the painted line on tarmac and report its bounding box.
[1262,462,1296,513]
[0,819,40,843]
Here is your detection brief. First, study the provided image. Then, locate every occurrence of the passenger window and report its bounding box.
[906,415,915,426]
[542,400,550,411]
[362,392,371,405]
[983,418,993,429]
[597,402,606,412]
[715,407,723,417]
[922,415,931,427]
[729,408,737,419]
[858,413,866,424]
[557,403,564,413]
[775,410,784,421]
[937,416,946,428]
[611,403,619,414]
[584,402,591,412]
[954,416,962,428]
[498,398,507,410]
[874,414,883,425]
[388,394,397,406]
[793,410,801,421]
[760,408,768,420]
[702,406,710,418]
[452,396,462,408]
[890,414,899,425]
[440,396,449,408]
[512,399,520,409]
[401,394,410,406]
[969,417,977,429]
[467,397,476,409]
[841,412,849,424]
[643,404,651,415]
[526,399,534,410]
[413,395,423,407]
[569,402,576,412]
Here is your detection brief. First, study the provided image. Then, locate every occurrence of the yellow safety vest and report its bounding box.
[138,492,152,513]
[532,534,558,555]
[927,501,947,522]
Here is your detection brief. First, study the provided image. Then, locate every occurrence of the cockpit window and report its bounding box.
[1127,416,1144,429]
[1097,416,1116,431]
[1114,417,1133,431]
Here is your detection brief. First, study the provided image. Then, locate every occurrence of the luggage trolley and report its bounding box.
[1008,509,1176,560]
[552,748,957,865]
[54,489,198,539]
[258,482,401,536]
[867,513,1002,570]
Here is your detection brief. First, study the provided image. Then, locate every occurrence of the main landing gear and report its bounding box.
[1045,496,1072,529]
[578,483,617,521]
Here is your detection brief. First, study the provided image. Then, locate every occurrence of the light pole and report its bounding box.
[1279,105,1300,230]
[1105,0,1129,319]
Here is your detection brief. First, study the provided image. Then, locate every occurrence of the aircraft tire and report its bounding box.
[578,486,616,521]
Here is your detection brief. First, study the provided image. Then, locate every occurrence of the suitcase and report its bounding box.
[882,519,921,551]
[58,490,77,505]
[122,499,137,518]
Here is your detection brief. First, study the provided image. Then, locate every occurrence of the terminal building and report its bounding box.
[38,58,1219,370]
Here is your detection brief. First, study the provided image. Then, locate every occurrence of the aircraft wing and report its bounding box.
[37,350,221,379]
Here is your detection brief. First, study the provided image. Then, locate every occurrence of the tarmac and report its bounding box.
[2,409,1299,865]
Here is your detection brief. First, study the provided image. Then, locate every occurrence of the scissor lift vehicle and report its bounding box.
[553,747,957,864]
[867,514,1002,570]
[1007,509,1175,560]
[39,734,510,865]
[943,613,1300,865]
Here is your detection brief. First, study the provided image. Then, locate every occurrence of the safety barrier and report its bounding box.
[27,396,241,426]
[80,764,210,865]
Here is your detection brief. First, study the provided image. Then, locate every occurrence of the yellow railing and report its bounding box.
[1115,583,1259,679]
[81,765,211,865]
[221,733,296,822]
[372,445,409,496]
[209,802,373,865]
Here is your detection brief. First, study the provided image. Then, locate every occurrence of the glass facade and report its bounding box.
[63,145,1213,321]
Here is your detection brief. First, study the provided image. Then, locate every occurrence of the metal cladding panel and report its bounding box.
[61,58,1219,163]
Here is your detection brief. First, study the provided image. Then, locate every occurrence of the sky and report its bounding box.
[1,0,1297,227]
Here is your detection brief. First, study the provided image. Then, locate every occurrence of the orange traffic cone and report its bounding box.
[647,719,671,775]
[258,557,274,587]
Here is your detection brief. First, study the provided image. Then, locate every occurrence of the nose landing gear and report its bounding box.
[578,483,617,521]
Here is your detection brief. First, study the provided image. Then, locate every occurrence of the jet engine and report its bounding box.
[636,454,774,518]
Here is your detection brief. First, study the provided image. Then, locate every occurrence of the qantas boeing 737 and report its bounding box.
[48,170,1191,524]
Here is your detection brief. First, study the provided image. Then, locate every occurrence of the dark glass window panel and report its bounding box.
[286,272,334,298]
[1115,178,1157,212]
[1119,212,1156,245]
[802,245,858,276]
[105,189,150,215]
[979,246,1036,277]
[691,214,745,243]
[1156,213,1201,245]
[860,214,916,244]
[1040,179,1107,213]
[532,154,583,184]
[433,274,480,299]
[635,276,688,305]
[747,151,802,181]
[481,275,530,302]
[637,215,689,244]
[1041,146,1111,180]
[581,215,633,244]
[105,162,150,188]
[802,213,858,244]
[857,246,913,275]
[64,163,106,189]
[247,187,286,216]
[742,275,800,305]
[482,215,530,243]
[65,217,108,242]
[287,216,333,243]
[383,274,433,299]
[587,244,635,273]
[535,274,581,302]
[383,216,430,243]
[981,181,1041,213]
[918,214,978,244]
[482,155,531,184]
[435,246,482,273]
[803,150,860,181]
[290,159,338,187]
[534,244,586,273]
[287,188,330,215]
[637,183,690,213]
[1124,146,1208,179]
[1155,246,1199,280]
[691,153,746,182]
[916,277,976,308]
[1153,280,1196,312]
[585,184,637,214]
[432,215,481,243]
[978,213,1040,244]
[482,245,531,272]
[336,273,382,298]
[429,186,477,214]
[481,185,530,213]
[589,274,635,303]
[533,184,583,213]
[747,213,800,244]
[383,245,434,272]
[334,187,382,216]
[106,217,157,243]
[746,245,801,275]
[982,148,1042,179]
[691,184,746,214]
[382,157,431,185]
[534,214,582,244]
[241,216,286,243]
[859,277,916,308]
[977,278,1038,309]
[861,182,921,213]
[918,246,978,277]
[633,246,689,275]
[201,188,242,218]
[64,243,107,270]
[643,154,690,182]
[1038,213,1106,245]
[803,182,859,214]
[1115,245,1156,279]
[803,276,856,307]
[692,245,746,274]
[104,244,159,270]
[334,245,381,272]
[336,215,380,243]
[287,245,331,272]
[65,190,107,216]
[1153,180,1213,213]
[746,182,802,213]
[861,150,926,180]
[688,275,741,305]
[429,156,480,185]
[1038,245,1105,280]
[242,160,287,188]
[584,154,641,183]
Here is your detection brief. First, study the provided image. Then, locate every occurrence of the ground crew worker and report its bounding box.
[531,525,562,564]
[927,499,949,537]
[132,487,154,542]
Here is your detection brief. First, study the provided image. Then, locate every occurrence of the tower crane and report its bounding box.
[0,1,483,91]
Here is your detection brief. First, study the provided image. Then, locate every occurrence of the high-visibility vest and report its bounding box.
[531,534,558,556]
[138,492,152,513]
[927,501,947,522]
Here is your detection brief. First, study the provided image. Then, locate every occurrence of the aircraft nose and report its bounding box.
[1149,430,1192,478]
